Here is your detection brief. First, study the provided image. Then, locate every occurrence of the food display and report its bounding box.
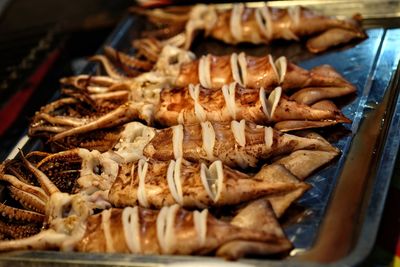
[30,51,355,142]
[2,1,394,264]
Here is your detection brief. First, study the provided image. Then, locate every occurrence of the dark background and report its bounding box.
[0,0,131,158]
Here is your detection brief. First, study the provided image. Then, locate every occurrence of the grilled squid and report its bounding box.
[18,138,335,218]
[156,83,351,129]
[30,82,352,140]
[0,160,292,259]
[134,4,366,53]
[30,49,356,142]
[0,189,292,259]
[174,53,354,91]
[30,120,339,166]
[75,201,292,258]
[91,49,355,92]
[108,157,314,213]
[3,145,335,219]
[140,120,339,168]
[29,54,356,139]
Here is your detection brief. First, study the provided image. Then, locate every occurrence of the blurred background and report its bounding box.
[0,0,132,158]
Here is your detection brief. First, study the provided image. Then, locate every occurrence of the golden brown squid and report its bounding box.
[91,49,356,93]
[30,120,339,168]
[29,82,351,140]
[133,4,366,53]
[74,201,292,259]
[0,190,292,260]
[156,83,351,129]
[140,120,339,168]
[0,126,338,259]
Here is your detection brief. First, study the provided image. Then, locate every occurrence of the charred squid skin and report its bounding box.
[144,120,339,168]
[75,201,291,258]
[155,83,352,127]
[0,203,45,224]
[0,220,42,240]
[31,118,340,170]
[50,102,139,142]
[103,46,154,72]
[0,183,291,259]
[136,4,366,53]
[0,164,44,226]
[28,50,356,143]
[91,48,353,92]
[108,157,312,212]
[36,149,84,193]
[16,129,337,215]
[166,53,353,91]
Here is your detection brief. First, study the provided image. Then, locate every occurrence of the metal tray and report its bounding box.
[1,2,400,266]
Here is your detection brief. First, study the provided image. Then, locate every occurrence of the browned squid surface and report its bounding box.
[29,55,355,141]
[156,83,351,128]
[0,160,293,259]
[134,4,366,53]
[0,128,337,229]
[142,121,339,168]
[75,201,292,259]
[107,158,312,213]
[174,54,354,91]
[30,119,339,167]
[91,49,356,92]
[0,121,340,259]
[24,144,336,217]
[0,193,292,259]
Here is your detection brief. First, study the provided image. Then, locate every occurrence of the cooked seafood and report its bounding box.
[175,54,355,91]
[133,4,366,53]
[1,136,337,220]
[29,120,339,168]
[29,82,351,140]
[92,49,356,92]
[0,163,292,259]
[107,157,314,214]
[142,120,339,168]
[30,53,356,138]
[0,2,364,262]
[76,201,292,258]
[30,49,356,141]
[156,84,351,128]
[34,152,313,213]
[0,193,292,259]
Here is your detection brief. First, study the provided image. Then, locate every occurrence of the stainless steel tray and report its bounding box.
[1,2,400,266]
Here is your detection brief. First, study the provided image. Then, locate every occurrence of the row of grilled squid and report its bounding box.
[0,6,362,258]
[0,55,353,259]
[0,118,339,258]
[29,50,355,149]
[130,3,366,60]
